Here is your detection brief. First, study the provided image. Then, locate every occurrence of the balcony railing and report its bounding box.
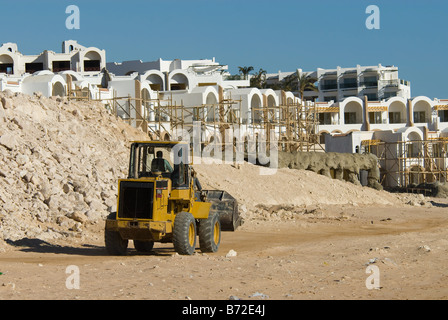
[381,79,399,87]
[414,117,431,124]
[389,119,406,124]
[339,82,358,89]
[320,84,338,91]
[360,81,378,88]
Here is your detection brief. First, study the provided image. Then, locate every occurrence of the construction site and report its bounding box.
[1,82,448,300]
[1,0,448,308]
[2,42,448,301]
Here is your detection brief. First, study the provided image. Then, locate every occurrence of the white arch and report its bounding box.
[340,96,363,124]
[168,70,190,91]
[0,53,14,64]
[188,86,220,105]
[21,73,67,97]
[205,90,218,104]
[205,90,219,122]
[412,96,433,111]
[226,87,263,124]
[140,69,165,91]
[285,91,296,105]
[83,50,102,61]
[81,48,104,72]
[260,89,279,106]
[340,96,364,108]
[397,126,423,141]
[0,53,14,74]
[77,80,91,89]
[387,96,407,124]
[60,70,83,82]
[412,96,434,107]
[412,96,433,123]
[139,81,158,100]
[139,81,159,121]
[52,81,65,97]
[32,70,54,76]
[251,92,263,124]
[184,86,220,121]
[404,128,423,157]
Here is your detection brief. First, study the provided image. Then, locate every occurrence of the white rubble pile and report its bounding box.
[0,90,149,242]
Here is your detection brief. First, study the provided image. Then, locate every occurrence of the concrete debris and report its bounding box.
[225,249,238,258]
[249,292,269,299]
[418,245,431,252]
[365,257,379,265]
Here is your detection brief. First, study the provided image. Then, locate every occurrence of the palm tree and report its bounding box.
[238,66,254,80]
[296,70,318,102]
[250,68,267,89]
[279,72,298,92]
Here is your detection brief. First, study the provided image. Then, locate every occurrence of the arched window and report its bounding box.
[170,73,188,91]
[0,54,14,74]
[84,51,102,72]
[52,82,65,97]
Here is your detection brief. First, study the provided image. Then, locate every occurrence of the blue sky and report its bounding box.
[1,0,447,98]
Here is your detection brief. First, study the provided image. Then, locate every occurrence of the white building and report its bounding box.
[0,40,106,97]
[316,96,448,138]
[0,40,105,76]
[266,64,411,103]
[106,57,249,91]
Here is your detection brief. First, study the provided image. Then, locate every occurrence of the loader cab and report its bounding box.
[128,141,190,189]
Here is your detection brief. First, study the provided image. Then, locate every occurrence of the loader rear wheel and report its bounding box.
[105,212,128,255]
[134,240,154,253]
[173,212,197,255]
[105,230,128,256]
[199,212,221,253]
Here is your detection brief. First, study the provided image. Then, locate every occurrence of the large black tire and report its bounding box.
[105,230,128,255]
[105,212,128,255]
[199,212,221,253]
[134,240,154,253]
[173,212,197,255]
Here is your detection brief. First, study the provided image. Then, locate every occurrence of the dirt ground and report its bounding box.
[1,199,448,301]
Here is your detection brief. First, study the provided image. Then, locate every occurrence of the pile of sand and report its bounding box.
[194,162,415,209]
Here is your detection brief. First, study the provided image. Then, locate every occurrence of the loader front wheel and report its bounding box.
[199,212,221,253]
[173,212,197,255]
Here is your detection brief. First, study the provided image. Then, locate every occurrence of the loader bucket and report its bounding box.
[203,190,242,231]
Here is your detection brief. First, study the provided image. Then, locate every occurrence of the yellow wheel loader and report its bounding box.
[105,141,241,255]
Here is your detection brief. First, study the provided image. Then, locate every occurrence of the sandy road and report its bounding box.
[1,202,448,300]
